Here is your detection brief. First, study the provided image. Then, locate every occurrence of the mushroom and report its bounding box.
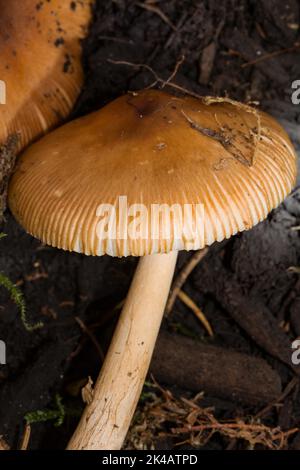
[0,0,92,154]
[8,90,297,449]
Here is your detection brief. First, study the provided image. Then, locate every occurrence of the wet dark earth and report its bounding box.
[0,0,300,450]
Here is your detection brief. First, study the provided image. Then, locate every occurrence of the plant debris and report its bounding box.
[125,381,298,450]
[0,0,299,450]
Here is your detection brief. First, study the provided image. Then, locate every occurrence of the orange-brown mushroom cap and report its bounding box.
[8,89,297,257]
[0,0,92,153]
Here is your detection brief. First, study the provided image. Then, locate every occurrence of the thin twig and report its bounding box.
[163,55,185,87]
[242,43,300,68]
[19,424,31,451]
[67,302,124,363]
[172,422,299,447]
[0,436,9,451]
[256,376,299,419]
[108,57,262,167]
[75,317,104,361]
[172,422,296,434]
[178,289,214,337]
[287,266,300,274]
[107,59,161,82]
[107,58,204,100]
[226,376,299,450]
[165,248,209,316]
[165,12,189,49]
[127,381,297,450]
[135,1,177,31]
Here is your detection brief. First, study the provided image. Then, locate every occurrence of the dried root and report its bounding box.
[125,382,298,450]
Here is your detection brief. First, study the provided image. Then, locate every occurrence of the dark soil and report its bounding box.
[0,0,300,450]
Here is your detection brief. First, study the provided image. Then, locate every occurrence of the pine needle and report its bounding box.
[178,289,214,337]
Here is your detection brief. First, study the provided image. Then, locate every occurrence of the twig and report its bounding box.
[67,301,124,363]
[199,42,217,85]
[200,258,300,373]
[177,289,214,337]
[165,248,208,315]
[107,58,204,100]
[256,376,299,419]
[164,12,189,49]
[126,381,296,450]
[19,424,31,451]
[108,59,261,166]
[172,422,297,434]
[227,376,299,450]
[172,421,299,449]
[75,317,104,361]
[287,266,300,274]
[107,58,161,83]
[135,1,177,31]
[242,43,300,68]
[163,55,185,87]
[88,300,124,330]
[0,436,9,451]
[198,16,225,85]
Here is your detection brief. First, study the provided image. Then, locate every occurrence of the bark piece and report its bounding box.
[151,331,282,406]
[197,258,300,374]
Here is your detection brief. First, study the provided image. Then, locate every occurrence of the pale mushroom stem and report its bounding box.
[67,250,178,450]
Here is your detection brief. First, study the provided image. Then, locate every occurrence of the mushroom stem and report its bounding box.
[67,250,178,450]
